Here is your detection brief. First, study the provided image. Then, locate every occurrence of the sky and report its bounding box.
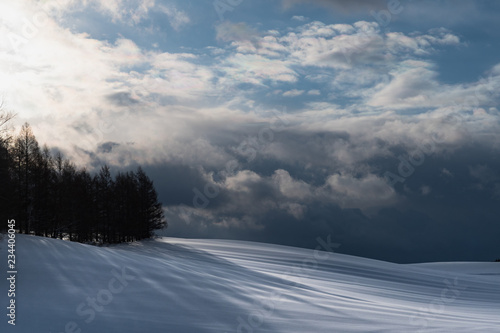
[1,0,500,263]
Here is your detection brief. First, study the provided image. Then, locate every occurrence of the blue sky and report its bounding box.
[1,0,500,262]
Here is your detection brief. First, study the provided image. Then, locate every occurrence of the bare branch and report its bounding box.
[0,101,16,141]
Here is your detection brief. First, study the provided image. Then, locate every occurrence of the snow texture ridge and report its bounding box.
[1,235,499,332]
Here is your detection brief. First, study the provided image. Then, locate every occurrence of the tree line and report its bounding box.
[0,115,166,244]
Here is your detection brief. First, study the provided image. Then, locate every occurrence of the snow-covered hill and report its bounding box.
[1,234,499,332]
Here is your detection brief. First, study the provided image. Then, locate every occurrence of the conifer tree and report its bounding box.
[11,123,41,233]
[0,119,167,243]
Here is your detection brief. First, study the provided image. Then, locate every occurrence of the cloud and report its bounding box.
[469,165,499,184]
[220,53,298,85]
[282,0,387,13]
[287,22,460,69]
[323,173,398,210]
[307,89,321,95]
[46,0,156,25]
[216,20,461,75]
[368,60,500,110]
[272,169,312,200]
[283,89,304,97]
[3,1,500,263]
[368,61,439,108]
[210,20,462,94]
[420,185,431,195]
[97,141,120,153]
[158,4,191,31]
[161,142,500,263]
[225,170,265,193]
[106,92,139,106]
[216,22,260,44]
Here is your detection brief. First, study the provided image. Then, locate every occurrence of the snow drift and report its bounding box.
[1,234,499,332]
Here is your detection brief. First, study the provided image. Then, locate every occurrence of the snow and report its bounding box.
[1,234,499,332]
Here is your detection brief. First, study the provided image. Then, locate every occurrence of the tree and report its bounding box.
[59,159,77,240]
[11,122,41,233]
[136,167,166,239]
[72,168,94,243]
[0,107,14,232]
[31,145,56,236]
[95,165,114,244]
[0,117,166,243]
[50,152,65,238]
[112,171,138,242]
[0,137,11,230]
[0,103,15,140]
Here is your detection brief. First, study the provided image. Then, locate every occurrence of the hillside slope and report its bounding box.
[1,235,499,332]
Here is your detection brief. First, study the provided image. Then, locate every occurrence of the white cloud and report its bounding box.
[214,20,462,86]
[368,61,438,108]
[1,2,498,177]
[158,5,191,31]
[285,21,460,69]
[225,170,263,192]
[210,19,465,99]
[368,60,500,110]
[0,1,221,167]
[283,89,304,97]
[272,169,312,200]
[47,0,156,25]
[221,53,298,85]
[323,173,398,210]
[386,30,460,56]
[210,167,399,219]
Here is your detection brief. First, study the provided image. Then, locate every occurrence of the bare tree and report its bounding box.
[0,101,16,143]
[0,102,15,232]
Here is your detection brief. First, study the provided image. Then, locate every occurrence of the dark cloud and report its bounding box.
[156,138,500,264]
[125,164,211,207]
[106,92,139,107]
[74,92,500,264]
[97,141,120,153]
